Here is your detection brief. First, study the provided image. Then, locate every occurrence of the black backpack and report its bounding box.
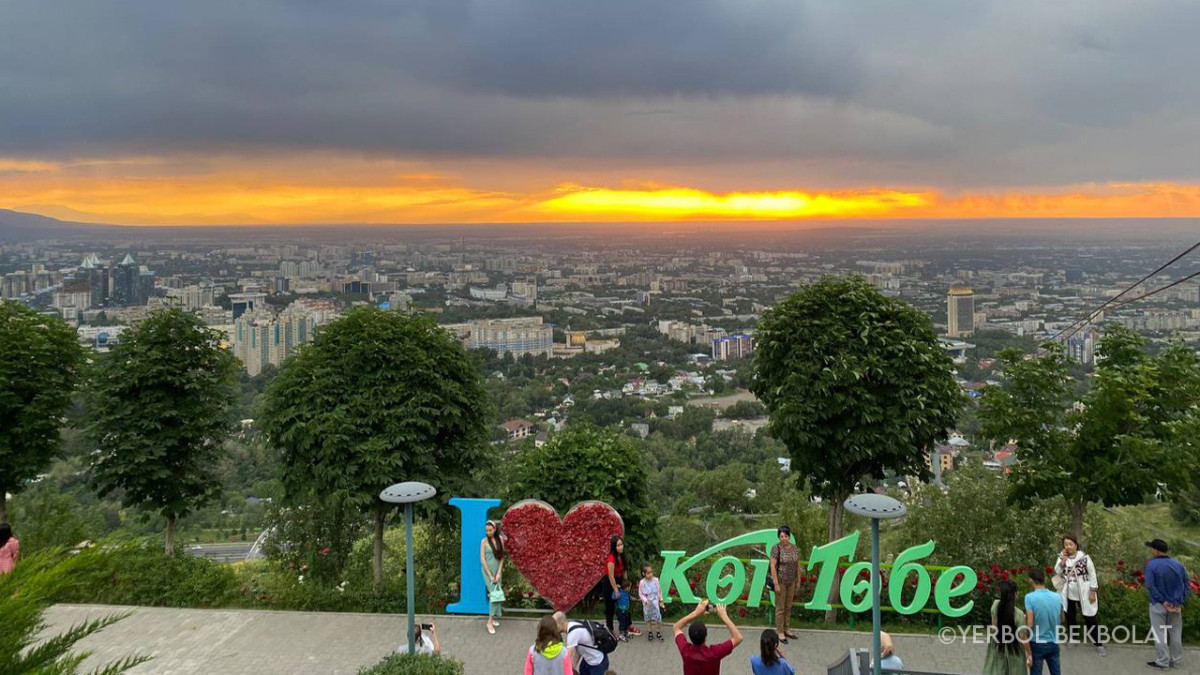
[569,620,619,655]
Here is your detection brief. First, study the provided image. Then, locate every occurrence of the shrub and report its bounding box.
[52,542,242,608]
[357,653,464,675]
[262,497,367,585]
[0,552,149,674]
[896,465,1071,570]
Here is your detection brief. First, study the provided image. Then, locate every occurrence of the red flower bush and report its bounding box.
[501,499,624,611]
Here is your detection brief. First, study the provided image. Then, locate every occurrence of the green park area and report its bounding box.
[3,277,1199,674]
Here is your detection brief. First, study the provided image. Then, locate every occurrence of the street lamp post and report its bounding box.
[381,481,437,655]
[844,493,906,675]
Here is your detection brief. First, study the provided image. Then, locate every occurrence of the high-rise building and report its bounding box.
[229,292,267,320]
[233,307,316,376]
[79,254,109,307]
[1,271,30,298]
[166,283,216,310]
[467,317,552,358]
[946,287,975,337]
[1066,330,1095,365]
[510,279,538,303]
[712,333,755,361]
[110,253,153,306]
[53,279,92,317]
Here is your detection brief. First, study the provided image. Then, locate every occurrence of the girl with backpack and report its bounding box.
[524,615,573,675]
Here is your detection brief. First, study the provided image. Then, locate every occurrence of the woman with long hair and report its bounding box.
[523,614,572,675]
[769,525,800,642]
[983,580,1031,675]
[750,629,795,675]
[481,520,506,635]
[1054,534,1104,655]
[605,535,637,636]
[0,523,18,576]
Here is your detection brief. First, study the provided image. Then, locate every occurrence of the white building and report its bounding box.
[233,307,317,376]
[947,287,975,337]
[468,317,553,358]
[166,283,216,310]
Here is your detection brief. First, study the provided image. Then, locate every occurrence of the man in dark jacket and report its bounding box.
[1144,539,1191,670]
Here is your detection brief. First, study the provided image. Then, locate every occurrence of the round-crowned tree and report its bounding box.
[260,308,494,590]
[504,422,658,565]
[751,276,962,552]
[86,309,239,554]
[0,301,85,523]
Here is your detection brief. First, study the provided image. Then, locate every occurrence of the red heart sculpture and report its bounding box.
[501,499,625,611]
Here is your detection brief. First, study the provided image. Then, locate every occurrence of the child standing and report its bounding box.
[638,563,665,642]
[616,580,633,641]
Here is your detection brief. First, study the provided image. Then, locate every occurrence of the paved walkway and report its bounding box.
[45,604,1199,674]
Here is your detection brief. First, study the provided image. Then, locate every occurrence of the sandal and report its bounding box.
[487,623,496,635]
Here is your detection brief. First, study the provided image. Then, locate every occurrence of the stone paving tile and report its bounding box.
[44,604,1200,674]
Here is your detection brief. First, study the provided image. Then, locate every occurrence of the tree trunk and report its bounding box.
[373,504,385,592]
[166,515,176,556]
[1069,499,1085,545]
[825,493,847,623]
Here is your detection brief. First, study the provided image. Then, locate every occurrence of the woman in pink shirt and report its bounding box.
[0,523,18,575]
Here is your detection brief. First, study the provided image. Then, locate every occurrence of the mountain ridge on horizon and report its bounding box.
[2,208,1198,244]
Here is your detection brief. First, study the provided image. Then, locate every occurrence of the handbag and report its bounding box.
[489,588,506,603]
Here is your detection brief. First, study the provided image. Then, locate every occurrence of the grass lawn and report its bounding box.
[1110,503,1200,548]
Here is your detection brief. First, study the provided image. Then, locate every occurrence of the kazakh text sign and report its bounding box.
[445,500,976,618]
[661,529,977,617]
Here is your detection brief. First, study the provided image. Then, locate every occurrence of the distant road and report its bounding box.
[187,542,253,564]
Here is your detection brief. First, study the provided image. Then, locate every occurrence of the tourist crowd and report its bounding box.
[467,524,1193,675]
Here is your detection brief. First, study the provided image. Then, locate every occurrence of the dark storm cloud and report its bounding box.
[1,0,1199,186]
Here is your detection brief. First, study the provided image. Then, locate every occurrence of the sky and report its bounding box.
[2,0,1200,225]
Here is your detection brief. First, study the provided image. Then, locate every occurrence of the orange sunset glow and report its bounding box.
[5,167,1200,226]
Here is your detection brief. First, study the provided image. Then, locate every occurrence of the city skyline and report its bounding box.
[4,2,1200,225]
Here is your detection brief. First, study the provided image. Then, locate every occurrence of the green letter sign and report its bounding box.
[660,530,976,618]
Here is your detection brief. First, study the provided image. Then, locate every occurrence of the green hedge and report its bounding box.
[1101,582,1200,642]
[55,543,243,608]
[357,653,464,675]
[50,542,409,613]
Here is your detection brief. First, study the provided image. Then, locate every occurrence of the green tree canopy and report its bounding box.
[979,326,1200,541]
[895,464,1071,570]
[505,422,659,565]
[86,309,239,554]
[260,308,494,589]
[0,301,85,522]
[751,276,964,542]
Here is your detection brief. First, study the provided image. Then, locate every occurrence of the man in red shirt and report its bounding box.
[673,599,744,675]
